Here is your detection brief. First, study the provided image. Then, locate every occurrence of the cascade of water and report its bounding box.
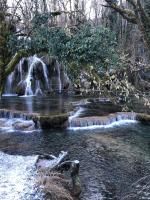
[18,58,24,81]
[25,55,50,96]
[56,61,62,93]
[69,107,84,124]
[5,72,15,94]
[35,80,43,96]
[35,56,50,91]
[25,57,34,96]
[68,109,137,130]
[42,60,50,91]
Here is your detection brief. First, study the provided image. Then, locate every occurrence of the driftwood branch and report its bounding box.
[36,151,68,171]
[36,151,81,197]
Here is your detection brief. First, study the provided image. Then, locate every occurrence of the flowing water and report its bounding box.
[0,96,150,200]
[4,55,63,96]
[55,60,62,93]
[25,55,50,96]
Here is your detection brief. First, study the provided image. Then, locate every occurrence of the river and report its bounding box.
[0,95,150,200]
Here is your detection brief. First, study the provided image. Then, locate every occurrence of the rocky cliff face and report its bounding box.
[4,55,70,96]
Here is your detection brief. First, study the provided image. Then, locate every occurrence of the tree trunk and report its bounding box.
[0,58,5,96]
[104,0,150,56]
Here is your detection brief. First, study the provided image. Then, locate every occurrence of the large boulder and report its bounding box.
[38,113,68,129]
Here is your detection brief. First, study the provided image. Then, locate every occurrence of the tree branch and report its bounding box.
[104,0,137,24]
[5,49,29,76]
[136,0,150,25]
[126,0,137,8]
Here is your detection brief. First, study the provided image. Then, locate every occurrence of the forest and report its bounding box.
[0,0,150,200]
[0,0,150,100]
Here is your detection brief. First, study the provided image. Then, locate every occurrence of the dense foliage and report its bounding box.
[8,13,119,80]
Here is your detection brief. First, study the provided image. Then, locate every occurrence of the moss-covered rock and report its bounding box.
[37,114,68,129]
[136,113,150,124]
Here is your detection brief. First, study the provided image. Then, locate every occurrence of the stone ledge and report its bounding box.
[136,113,150,125]
[0,109,68,129]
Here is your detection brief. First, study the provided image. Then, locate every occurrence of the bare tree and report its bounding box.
[104,0,150,53]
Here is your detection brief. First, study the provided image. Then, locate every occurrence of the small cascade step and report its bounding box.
[69,112,136,128]
[0,109,68,129]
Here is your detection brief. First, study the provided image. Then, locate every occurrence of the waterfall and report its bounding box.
[56,61,62,93]
[68,108,137,130]
[40,58,50,91]
[18,58,24,81]
[25,55,50,96]
[4,55,67,96]
[25,58,34,96]
[4,72,15,95]
[35,80,43,96]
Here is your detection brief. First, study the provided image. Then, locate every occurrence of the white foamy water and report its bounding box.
[0,152,43,200]
[68,107,137,130]
[2,94,18,97]
[69,107,84,121]
[0,118,36,133]
[56,61,62,93]
[68,119,137,130]
[25,55,50,96]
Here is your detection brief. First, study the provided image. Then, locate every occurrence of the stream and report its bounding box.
[0,95,150,200]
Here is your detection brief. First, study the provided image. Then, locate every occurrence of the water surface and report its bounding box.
[0,96,150,200]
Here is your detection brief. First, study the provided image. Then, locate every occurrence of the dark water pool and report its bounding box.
[0,95,114,119]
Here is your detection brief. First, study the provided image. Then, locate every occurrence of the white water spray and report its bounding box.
[35,80,43,96]
[68,108,137,130]
[18,58,24,81]
[5,72,15,94]
[25,55,50,96]
[0,152,43,200]
[56,61,62,93]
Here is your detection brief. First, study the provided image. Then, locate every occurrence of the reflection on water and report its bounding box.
[0,95,74,115]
